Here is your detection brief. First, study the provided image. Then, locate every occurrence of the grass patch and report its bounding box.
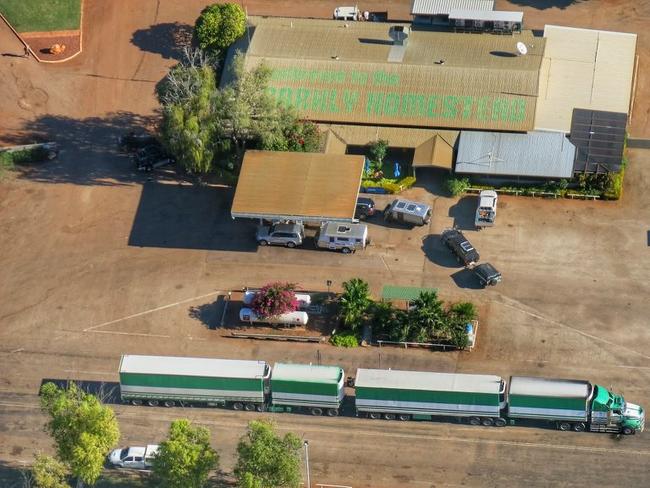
[0,0,81,32]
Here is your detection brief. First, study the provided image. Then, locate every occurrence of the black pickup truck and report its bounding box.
[440,228,480,267]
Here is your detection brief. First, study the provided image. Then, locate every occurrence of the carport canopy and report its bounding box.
[231,150,365,222]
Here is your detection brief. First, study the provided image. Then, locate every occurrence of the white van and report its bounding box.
[315,222,369,254]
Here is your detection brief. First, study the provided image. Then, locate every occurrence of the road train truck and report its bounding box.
[119,355,270,411]
[269,363,345,416]
[507,376,645,434]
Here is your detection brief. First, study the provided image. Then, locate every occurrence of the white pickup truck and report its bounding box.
[108,444,159,470]
[475,190,498,229]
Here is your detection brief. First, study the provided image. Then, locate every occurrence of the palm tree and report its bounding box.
[410,291,445,341]
[339,278,371,333]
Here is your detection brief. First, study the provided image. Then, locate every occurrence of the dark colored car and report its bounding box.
[440,228,480,267]
[355,197,376,220]
[473,263,501,287]
[133,144,174,172]
[118,132,158,152]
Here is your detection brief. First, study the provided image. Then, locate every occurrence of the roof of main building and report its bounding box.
[240,17,545,131]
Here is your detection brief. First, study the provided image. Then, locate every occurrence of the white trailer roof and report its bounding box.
[119,355,268,379]
[509,376,591,399]
[356,369,503,394]
[273,363,343,383]
[449,9,523,22]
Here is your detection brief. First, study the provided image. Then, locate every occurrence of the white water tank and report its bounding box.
[243,290,311,308]
[239,307,309,326]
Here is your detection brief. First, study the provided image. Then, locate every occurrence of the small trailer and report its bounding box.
[475,190,497,229]
[355,368,506,424]
[271,363,345,416]
[119,355,270,410]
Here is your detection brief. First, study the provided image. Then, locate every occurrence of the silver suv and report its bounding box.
[256,223,304,248]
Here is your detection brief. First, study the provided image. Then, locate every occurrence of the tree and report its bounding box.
[339,278,371,332]
[234,420,302,488]
[32,455,68,488]
[251,282,298,318]
[408,291,445,342]
[159,48,218,174]
[194,3,246,53]
[39,382,120,487]
[214,53,286,158]
[152,419,219,488]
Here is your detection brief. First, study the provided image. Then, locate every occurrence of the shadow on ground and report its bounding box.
[2,112,176,186]
[421,234,463,268]
[40,379,122,404]
[131,22,193,60]
[128,182,257,251]
[450,268,483,289]
[448,196,476,230]
[189,295,226,330]
[508,0,584,9]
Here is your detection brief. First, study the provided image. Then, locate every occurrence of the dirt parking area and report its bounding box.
[2,1,650,487]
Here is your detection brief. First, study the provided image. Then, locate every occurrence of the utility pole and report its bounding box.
[304,440,311,488]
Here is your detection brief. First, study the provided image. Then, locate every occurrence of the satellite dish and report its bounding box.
[516,42,528,56]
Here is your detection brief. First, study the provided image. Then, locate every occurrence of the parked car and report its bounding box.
[133,144,174,172]
[475,190,498,229]
[383,198,431,226]
[315,222,368,254]
[355,197,376,220]
[473,262,501,286]
[108,445,159,470]
[118,132,158,152]
[441,228,480,267]
[256,223,304,248]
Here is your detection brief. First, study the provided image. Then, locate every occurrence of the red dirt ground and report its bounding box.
[21,31,81,62]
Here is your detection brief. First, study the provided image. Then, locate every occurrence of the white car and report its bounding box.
[475,190,498,228]
[108,444,159,470]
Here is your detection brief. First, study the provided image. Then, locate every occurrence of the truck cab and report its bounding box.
[590,385,645,434]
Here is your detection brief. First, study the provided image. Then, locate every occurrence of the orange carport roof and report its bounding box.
[231,150,365,222]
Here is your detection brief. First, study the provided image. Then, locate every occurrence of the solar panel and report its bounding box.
[570,109,627,174]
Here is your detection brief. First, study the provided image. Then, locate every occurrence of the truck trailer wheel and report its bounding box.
[163,400,175,408]
[244,403,256,411]
[481,418,494,427]
[369,412,382,420]
[131,399,143,406]
[384,413,396,421]
[398,414,411,421]
[558,422,571,431]
[327,409,339,417]
[233,402,244,411]
[573,423,585,432]
[311,407,323,416]
[256,404,266,412]
[622,426,635,435]
[147,400,159,407]
[469,417,481,426]
[495,418,507,427]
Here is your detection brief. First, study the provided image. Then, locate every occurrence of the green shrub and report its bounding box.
[445,177,470,196]
[194,3,246,53]
[603,167,624,200]
[360,176,416,194]
[0,152,14,177]
[330,332,359,348]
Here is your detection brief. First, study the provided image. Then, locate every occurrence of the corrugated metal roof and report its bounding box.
[509,376,590,399]
[356,368,503,394]
[412,134,454,169]
[231,150,365,221]
[319,124,459,149]
[119,355,268,379]
[455,130,576,178]
[411,0,494,15]
[381,285,437,301]
[242,17,543,131]
[449,9,523,22]
[534,25,636,133]
[272,363,343,383]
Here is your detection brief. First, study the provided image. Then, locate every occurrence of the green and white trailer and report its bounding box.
[507,376,645,434]
[270,363,345,416]
[119,355,270,410]
[355,368,506,425]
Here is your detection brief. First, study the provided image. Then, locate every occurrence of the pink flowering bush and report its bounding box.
[251,282,299,318]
